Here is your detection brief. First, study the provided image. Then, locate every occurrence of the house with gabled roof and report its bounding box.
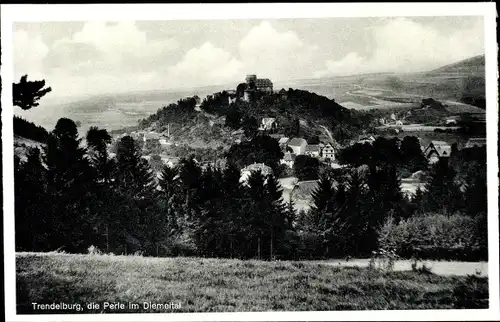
[465,138,486,148]
[260,117,278,131]
[424,140,452,164]
[287,138,307,155]
[239,163,273,185]
[305,144,321,158]
[280,152,297,168]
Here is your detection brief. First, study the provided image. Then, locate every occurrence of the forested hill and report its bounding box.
[138,88,372,145]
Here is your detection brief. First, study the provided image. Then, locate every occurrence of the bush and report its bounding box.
[378,213,487,261]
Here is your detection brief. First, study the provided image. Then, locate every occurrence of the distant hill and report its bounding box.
[429,55,485,76]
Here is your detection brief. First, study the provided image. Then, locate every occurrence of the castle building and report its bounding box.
[243,74,273,102]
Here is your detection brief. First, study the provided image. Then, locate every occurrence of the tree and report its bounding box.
[242,115,258,138]
[15,147,48,251]
[236,82,247,98]
[423,158,462,214]
[221,162,244,257]
[245,170,268,259]
[13,75,52,110]
[114,135,158,254]
[43,118,95,252]
[265,174,287,259]
[400,136,428,175]
[311,175,335,216]
[226,135,283,172]
[340,169,370,256]
[86,126,113,182]
[225,108,242,129]
[293,155,320,181]
[284,117,300,137]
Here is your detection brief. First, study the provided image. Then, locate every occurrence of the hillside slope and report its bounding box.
[429,55,485,76]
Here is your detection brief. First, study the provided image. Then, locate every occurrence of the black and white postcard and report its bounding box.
[1,3,498,321]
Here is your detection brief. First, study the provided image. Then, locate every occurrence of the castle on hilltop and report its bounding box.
[243,74,273,102]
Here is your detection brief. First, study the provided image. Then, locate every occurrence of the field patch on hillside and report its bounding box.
[16,253,488,313]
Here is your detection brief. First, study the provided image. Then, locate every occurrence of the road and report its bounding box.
[314,258,488,277]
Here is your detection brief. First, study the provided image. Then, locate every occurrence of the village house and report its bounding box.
[142,131,161,143]
[357,135,376,145]
[321,143,335,161]
[278,137,290,152]
[287,138,308,155]
[280,152,297,168]
[239,163,273,185]
[260,117,278,131]
[159,138,169,146]
[305,144,321,158]
[269,133,285,140]
[424,140,452,164]
[228,96,237,105]
[465,137,487,148]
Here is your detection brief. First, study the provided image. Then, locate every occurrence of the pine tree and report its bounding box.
[423,158,461,214]
[42,118,95,252]
[86,126,112,182]
[341,168,370,256]
[311,175,335,221]
[13,75,52,110]
[245,170,267,259]
[222,162,243,257]
[265,174,286,259]
[15,147,48,251]
[114,135,157,254]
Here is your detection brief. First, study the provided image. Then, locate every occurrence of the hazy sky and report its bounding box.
[13,16,484,99]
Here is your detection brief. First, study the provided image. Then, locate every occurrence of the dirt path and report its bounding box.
[315,259,488,277]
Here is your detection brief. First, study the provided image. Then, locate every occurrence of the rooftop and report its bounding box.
[306,145,321,152]
[241,163,273,174]
[288,138,307,147]
[429,141,452,157]
[283,152,297,162]
[278,137,290,144]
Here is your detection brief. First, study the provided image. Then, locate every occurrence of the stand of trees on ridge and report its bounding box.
[13,76,488,261]
[138,87,373,145]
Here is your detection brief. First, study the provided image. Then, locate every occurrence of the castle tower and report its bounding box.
[245,74,257,89]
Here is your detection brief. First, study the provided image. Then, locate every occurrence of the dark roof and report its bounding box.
[427,141,452,157]
[306,145,320,152]
[256,78,273,87]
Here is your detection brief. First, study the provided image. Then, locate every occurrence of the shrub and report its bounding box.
[369,248,399,272]
[378,213,487,261]
[452,275,489,308]
[87,245,102,255]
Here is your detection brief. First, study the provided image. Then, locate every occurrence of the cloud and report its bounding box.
[167,42,243,88]
[320,17,484,76]
[239,21,318,80]
[13,30,49,80]
[13,18,485,99]
[165,21,319,88]
[45,21,179,76]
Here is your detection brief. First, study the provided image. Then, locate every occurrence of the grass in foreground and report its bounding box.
[16,253,488,313]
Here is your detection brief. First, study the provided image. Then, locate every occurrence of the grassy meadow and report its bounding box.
[16,252,488,313]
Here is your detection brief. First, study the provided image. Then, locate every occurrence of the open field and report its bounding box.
[16,252,488,313]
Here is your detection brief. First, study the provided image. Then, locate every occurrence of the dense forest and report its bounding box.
[13,77,488,261]
[138,88,374,145]
[15,119,487,260]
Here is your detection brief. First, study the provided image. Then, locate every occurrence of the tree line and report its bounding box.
[15,117,487,260]
[13,76,487,260]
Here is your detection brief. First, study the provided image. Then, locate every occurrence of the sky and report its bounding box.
[13,16,484,100]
